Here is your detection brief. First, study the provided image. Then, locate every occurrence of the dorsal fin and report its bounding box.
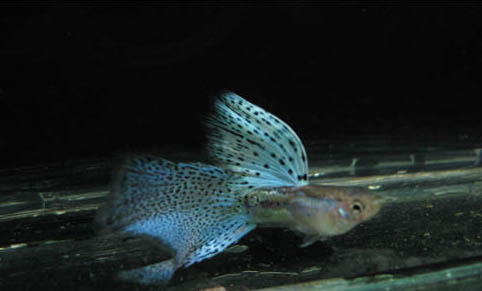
[206,92,309,187]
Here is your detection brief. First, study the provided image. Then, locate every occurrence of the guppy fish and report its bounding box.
[97,92,382,285]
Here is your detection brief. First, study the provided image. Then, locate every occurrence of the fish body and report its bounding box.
[97,92,382,285]
[244,185,381,246]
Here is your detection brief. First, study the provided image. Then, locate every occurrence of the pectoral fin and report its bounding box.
[299,234,323,248]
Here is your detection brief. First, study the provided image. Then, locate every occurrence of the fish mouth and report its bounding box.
[373,194,385,206]
[368,195,384,217]
[356,192,384,221]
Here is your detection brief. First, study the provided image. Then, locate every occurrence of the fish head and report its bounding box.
[285,185,383,237]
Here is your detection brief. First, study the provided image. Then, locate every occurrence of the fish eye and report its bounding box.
[351,200,363,213]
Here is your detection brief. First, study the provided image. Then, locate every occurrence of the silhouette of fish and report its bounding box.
[97,92,382,285]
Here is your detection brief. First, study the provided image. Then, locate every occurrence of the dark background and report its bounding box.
[1,3,482,167]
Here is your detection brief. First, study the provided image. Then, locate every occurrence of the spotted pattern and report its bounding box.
[205,92,309,187]
[99,155,256,281]
[98,92,311,285]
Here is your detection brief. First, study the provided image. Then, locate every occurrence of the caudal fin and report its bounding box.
[118,259,176,285]
[97,155,257,284]
[96,156,181,231]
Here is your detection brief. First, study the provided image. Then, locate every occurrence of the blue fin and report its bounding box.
[206,92,309,188]
[98,155,256,284]
[118,259,175,285]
